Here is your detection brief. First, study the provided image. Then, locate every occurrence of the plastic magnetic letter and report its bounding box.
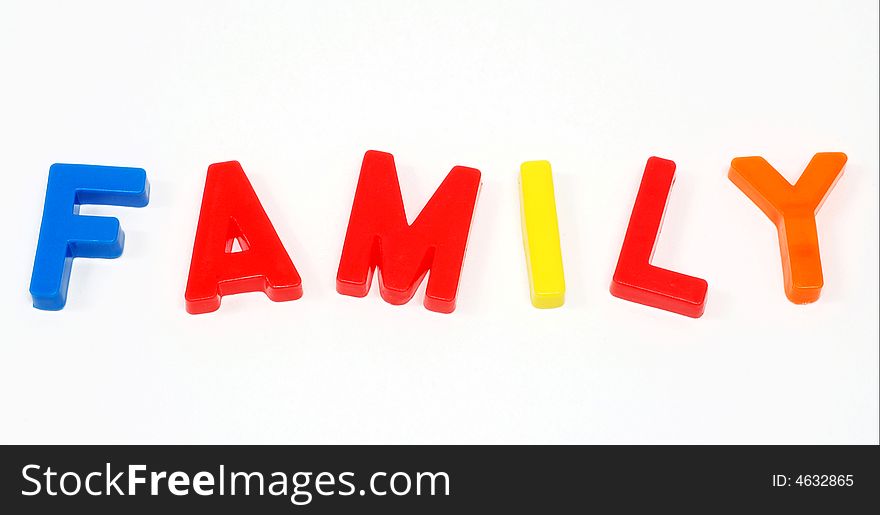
[29,164,150,310]
[184,161,302,314]
[519,160,565,308]
[728,152,846,304]
[336,150,481,313]
[609,157,708,318]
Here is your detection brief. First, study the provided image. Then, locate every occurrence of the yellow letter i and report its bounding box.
[519,161,566,308]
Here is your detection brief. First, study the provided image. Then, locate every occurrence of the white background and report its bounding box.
[0,0,877,444]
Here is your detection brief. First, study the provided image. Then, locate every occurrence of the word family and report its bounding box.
[29,150,847,318]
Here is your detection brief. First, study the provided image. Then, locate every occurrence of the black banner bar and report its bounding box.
[2,445,877,512]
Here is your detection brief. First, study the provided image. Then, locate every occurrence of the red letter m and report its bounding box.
[336,151,481,313]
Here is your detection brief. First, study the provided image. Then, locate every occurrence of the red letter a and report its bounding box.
[185,161,302,314]
[336,151,481,313]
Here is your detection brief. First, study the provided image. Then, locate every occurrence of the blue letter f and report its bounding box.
[29,164,150,310]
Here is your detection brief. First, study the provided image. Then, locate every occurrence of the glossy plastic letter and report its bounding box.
[519,160,565,308]
[728,152,846,304]
[185,161,302,314]
[610,157,708,318]
[29,164,150,310]
[336,150,481,313]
